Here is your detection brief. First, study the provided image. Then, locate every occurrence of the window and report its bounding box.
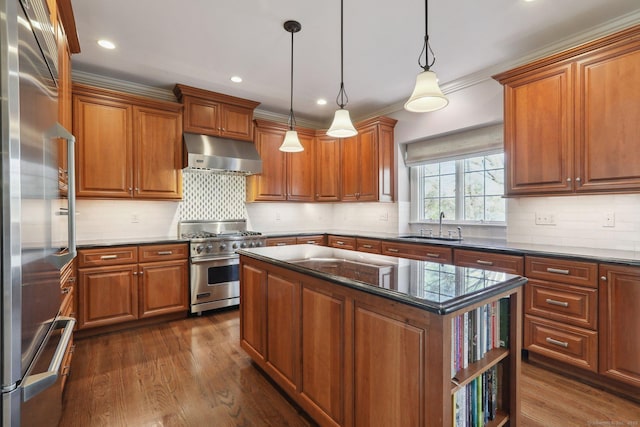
[413,152,505,223]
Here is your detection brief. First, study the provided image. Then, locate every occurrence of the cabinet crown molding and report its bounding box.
[173,83,260,109]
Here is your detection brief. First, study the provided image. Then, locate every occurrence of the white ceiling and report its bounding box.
[71,0,640,127]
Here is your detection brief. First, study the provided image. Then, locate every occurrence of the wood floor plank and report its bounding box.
[60,308,639,427]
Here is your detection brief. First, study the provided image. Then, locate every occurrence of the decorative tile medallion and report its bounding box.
[180,171,247,220]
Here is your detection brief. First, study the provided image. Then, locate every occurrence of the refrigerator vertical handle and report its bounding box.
[48,123,76,268]
[21,317,76,402]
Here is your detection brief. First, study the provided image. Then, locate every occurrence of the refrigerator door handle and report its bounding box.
[21,317,76,402]
[48,123,77,269]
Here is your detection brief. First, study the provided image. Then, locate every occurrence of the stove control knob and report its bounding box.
[206,245,213,252]
[241,242,247,248]
[232,243,238,249]
[256,241,263,247]
[196,245,204,254]
[219,243,227,251]
[249,242,255,248]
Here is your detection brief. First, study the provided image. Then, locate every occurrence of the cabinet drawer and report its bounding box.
[356,238,382,254]
[138,243,188,262]
[381,241,452,263]
[296,235,326,246]
[454,249,524,274]
[327,236,356,251]
[525,256,598,288]
[525,280,597,329]
[266,237,298,247]
[525,315,598,372]
[78,246,138,267]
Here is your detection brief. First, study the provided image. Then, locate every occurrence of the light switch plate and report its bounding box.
[604,211,615,227]
[535,212,555,225]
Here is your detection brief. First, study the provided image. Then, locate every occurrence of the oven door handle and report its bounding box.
[190,256,239,264]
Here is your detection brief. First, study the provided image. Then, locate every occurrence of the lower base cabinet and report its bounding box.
[77,243,188,331]
[240,255,522,427]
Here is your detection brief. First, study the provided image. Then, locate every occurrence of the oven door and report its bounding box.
[190,255,240,313]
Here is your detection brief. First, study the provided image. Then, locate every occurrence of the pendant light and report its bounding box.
[279,20,304,152]
[327,0,358,138]
[404,0,449,112]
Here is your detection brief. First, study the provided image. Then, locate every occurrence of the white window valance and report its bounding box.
[404,122,504,166]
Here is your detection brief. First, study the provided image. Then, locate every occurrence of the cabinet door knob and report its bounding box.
[566,178,571,182]
[600,275,607,281]
[133,271,138,275]
[575,177,581,182]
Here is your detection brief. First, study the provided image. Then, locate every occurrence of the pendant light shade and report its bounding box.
[327,109,357,138]
[279,20,304,152]
[404,70,449,112]
[280,130,303,152]
[404,0,448,113]
[327,0,357,138]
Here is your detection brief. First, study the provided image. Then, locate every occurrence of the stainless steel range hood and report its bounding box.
[183,132,262,175]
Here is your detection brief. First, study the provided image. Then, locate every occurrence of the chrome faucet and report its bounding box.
[439,211,445,237]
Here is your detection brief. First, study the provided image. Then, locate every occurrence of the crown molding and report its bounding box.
[72,70,178,102]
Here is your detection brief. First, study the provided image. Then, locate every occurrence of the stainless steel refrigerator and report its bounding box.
[1,0,76,425]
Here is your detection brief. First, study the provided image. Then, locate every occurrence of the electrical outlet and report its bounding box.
[379,210,388,221]
[603,211,615,227]
[535,212,555,225]
[275,211,281,221]
[131,213,139,223]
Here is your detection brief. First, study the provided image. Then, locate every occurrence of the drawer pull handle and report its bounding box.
[545,298,569,308]
[336,241,345,245]
[61,287,71,295]
[362,244,373,249]
[276,243,288,246]
[476,260,494,266]
[100,255,118,260]
[546,267,570,275]
[545,337,569,348]
[387,248,399,253]
[426,253,440,258]
[157,251,173,255]
[305,241,316,244]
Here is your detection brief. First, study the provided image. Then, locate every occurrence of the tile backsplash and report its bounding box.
[180,171,247,220]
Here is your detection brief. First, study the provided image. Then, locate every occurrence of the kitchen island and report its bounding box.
[238,245,527,427]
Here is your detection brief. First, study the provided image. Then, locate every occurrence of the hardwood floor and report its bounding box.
[60,308,640,427]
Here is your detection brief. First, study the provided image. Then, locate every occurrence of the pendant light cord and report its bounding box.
[418,0,436,72]
[288,28,296,130]
[336,0,349,109]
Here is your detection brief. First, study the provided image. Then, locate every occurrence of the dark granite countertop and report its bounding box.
[264,231,640,267]
[238,245,527,315]
[76,237,189,249]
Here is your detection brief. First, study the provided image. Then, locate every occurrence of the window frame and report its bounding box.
[410,150,506,225]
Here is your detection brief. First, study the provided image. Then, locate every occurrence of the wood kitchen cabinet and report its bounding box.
[494,25,640,196]
[341,116,396,202]
[72,84,183,199]
[266,237,298,247]
[454,248,524,275]
[240,251,523,426]
[314,132,341,201]
[77,243,188,333]
[173,84,260,142]
[381,241,452,264]
[524,256,599,372]
[598,264,640,388]
[327,235,356,251]
[247,120,315,202]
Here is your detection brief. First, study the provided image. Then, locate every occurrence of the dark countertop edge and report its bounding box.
[76,237,190,249]
[238,250,527,315]
[264,232,640,267]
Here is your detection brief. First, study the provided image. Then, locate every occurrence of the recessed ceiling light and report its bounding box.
[230,76,243,83]
[97,39,116,49]
[316,99,327,106]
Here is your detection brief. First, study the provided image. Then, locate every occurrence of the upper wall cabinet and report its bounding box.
[493,25,640,196]
[341,116,397,202]
[246,116,396,203]
[247,120,315,202]
[173,84,260,142]
[72,84,183,200]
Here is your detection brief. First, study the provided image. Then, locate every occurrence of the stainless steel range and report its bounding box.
[179,220,265,313]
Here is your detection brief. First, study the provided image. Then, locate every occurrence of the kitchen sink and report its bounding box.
[398,235,462,242]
